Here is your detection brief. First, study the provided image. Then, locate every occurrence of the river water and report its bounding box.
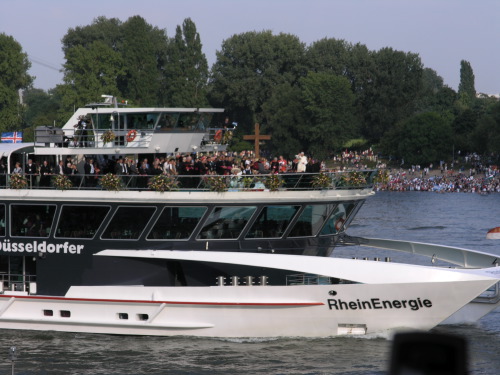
[0,191,499,374]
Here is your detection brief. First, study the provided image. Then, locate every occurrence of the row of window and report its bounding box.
[43,309,149,321]
[0,201,358,241]
[90,111,214,132]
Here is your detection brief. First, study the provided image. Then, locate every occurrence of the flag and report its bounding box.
[1,132,23,143]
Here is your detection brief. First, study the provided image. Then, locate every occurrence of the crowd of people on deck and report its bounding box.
[1,148,498,193]
[0,150,325,188]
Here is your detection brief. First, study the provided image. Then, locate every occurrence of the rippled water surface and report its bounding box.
[0,192,499,374]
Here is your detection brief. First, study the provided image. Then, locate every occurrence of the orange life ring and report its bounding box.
[214,130,223,142]
[126,130,137,142]
[335,218,345,232]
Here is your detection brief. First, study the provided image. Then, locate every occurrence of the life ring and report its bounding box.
[335,218,345,232]
[214,130,223,142]
[126,130,137,142]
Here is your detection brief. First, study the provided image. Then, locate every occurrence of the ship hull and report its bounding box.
[0,280,494,337]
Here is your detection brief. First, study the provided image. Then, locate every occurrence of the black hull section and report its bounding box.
[35,235,340,296]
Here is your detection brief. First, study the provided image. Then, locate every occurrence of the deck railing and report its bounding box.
[2,170,376,192]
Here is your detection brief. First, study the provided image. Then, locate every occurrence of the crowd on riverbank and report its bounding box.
[374,170,500,193]
[323,149,499,193]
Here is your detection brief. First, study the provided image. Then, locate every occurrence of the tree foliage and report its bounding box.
[471,101,500,155]
[59,15,207,113]
[0,33,33,131]
[458,60,476,109]
[360,47,424,141]
[384,112,453,165]
[118,16,167,106]
[23,89,60,127]
[61,40,124,112]
[299,72,357,158]
[164,18,209,107]
[209,30,306,133]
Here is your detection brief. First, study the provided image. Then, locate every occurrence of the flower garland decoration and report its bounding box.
[265,174,283,191]
[312,172,332,189]
[339,171,367,187]
[241,176,254,189]
[9,173,28,189]
[223,130,233,144]
[52,174,73,191]
[206,176,228,192]
[100,130,116,144]
[148,174,179,192]
[99,173,122,191]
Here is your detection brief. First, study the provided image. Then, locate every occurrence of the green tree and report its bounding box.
[452,109,477,153]
[61,40,124,111]
[118,16,167,106]
[396,112,453,165]
[21,88,62,142]
[163,18,209,107]
[209,30,306,133]
[23,89,60,127]
[360,47,423,142]
[471,101,500,155]
[263,82,306,157]
[264,73,357,159]
[457,60,476,109]
[306,38,351,76]
[300,72,357,158]
[0,33,33,131]
[61,16,169,109]
[62,16,122,53]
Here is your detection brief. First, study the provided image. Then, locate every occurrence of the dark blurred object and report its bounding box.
[389,332,467,375]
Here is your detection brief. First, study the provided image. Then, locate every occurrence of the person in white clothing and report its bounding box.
[296,152,308,172]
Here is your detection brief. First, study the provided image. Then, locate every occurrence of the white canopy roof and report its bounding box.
[0,143,34,173]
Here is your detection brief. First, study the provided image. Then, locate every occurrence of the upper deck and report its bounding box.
[34,95,227,156]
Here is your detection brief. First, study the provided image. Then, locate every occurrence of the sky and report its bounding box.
[1,0,498,95]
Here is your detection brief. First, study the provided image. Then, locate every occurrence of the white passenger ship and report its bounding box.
[0,96,498,337]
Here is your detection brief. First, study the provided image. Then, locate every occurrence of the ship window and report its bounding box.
[198,206,256,240]
[102,206,156,240]
[60,310,71,318]
[320,202,356,235]
[11,204,56,237]
[289,204,334,237]
[147,206,207,240]
[196,113,213,131]
[126,113,158,130]
[137,314,149,321]
[43,309,53,317]
[91,113,110,129]
[118,313,129,320]
[0,204,5,237]
[157,112,179,131]
[55,205,110,239]
[246,205,300,238]
[176,113,199,131]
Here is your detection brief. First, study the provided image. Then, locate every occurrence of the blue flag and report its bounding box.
[1,132,23,143]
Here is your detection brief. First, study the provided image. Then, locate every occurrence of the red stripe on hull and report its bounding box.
[0,294,323,306]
